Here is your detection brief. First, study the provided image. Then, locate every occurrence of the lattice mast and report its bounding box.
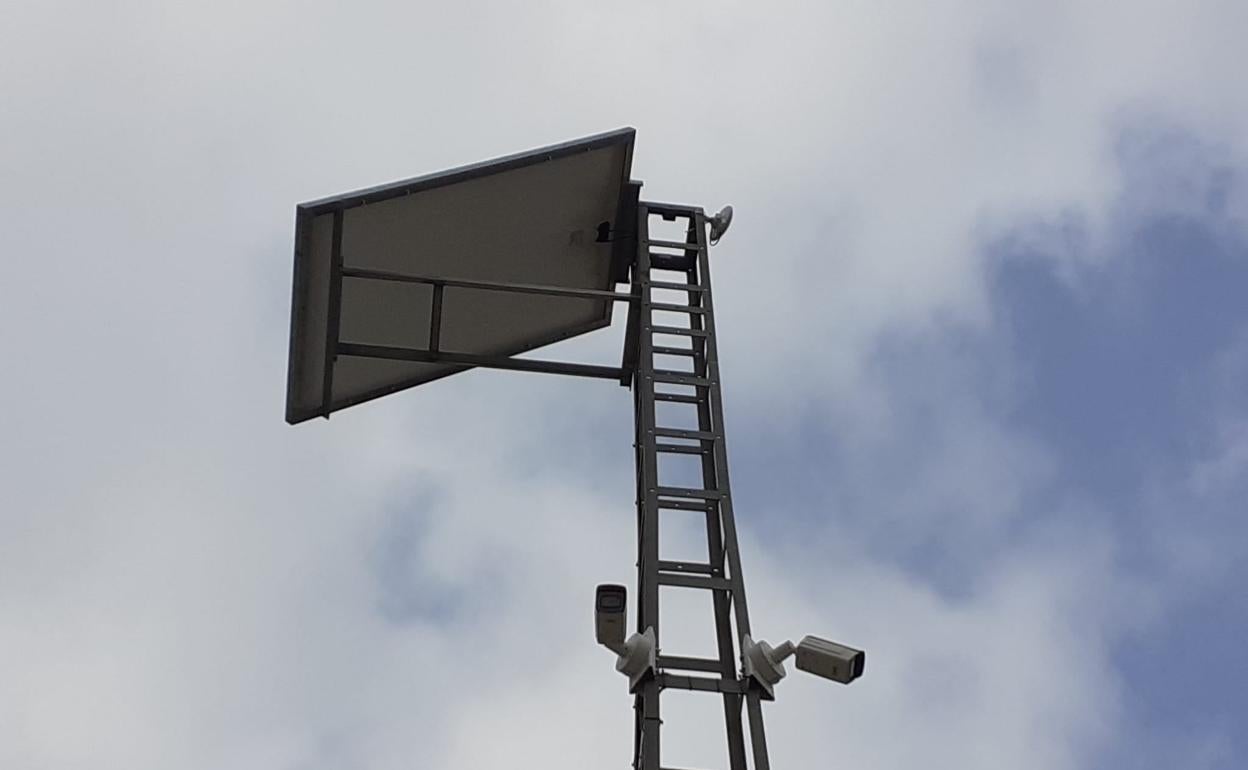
[623,201,771,770]
[283,129,865,770]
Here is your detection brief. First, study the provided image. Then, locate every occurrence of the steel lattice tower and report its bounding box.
[625,201,772,770]
[284,129,863,770]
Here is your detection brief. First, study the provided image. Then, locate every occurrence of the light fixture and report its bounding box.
[707,204,734,245]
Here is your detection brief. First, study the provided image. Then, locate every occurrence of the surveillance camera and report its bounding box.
[595,584,628,655]
[794,635,865,685]
[595,584,656,690]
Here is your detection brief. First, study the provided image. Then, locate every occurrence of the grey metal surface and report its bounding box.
[286,128,636,423]
[633,204,663,770]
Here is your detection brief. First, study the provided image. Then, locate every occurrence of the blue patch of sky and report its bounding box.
[370,483,467,625]
[728,121,1247,765]
[992,146,1246,514]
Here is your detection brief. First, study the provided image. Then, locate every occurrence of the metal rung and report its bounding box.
[656,486,723,500]
[644,201,700,218]
[654,427,716,441]
[654,442,707,455]
[650,302,708,315]
[658,573,732,590]
[654,392,703,405]
[657,655,725,673]
[657,673,747,694]
[649,325,708,338]
[657,560,717,575]
[650,253,693,271]
[655,498,716,511]
[646,238,698,251]
[653,367,703,377]
[648,280,706,292]
[652,372,711,387]
[652,345,696,357]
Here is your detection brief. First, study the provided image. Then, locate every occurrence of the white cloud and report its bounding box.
[2,2,1245,769]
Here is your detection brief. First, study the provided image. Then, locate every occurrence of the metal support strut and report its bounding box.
[630,202,770,770]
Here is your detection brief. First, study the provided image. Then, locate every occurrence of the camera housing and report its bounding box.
[595,583,655,690]
[595,584,628,655]
[794,635,865,685]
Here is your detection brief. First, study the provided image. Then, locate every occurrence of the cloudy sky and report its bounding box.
[3,2,1246,768]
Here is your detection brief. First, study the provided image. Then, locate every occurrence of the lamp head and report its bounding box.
[707,205,734,245]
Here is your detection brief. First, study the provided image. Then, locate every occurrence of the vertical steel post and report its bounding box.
[633,204,663,770]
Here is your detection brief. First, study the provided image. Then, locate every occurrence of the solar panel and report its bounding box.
[285,128,636,424]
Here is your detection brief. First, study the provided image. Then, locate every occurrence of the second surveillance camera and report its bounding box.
[595,584,628,654]
[794,635,865,685]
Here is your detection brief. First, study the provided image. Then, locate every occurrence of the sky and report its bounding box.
[1,2,1246,769]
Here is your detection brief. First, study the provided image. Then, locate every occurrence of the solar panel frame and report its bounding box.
[285,128,636,424]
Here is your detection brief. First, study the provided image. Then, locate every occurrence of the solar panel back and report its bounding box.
[286,128,636,424]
